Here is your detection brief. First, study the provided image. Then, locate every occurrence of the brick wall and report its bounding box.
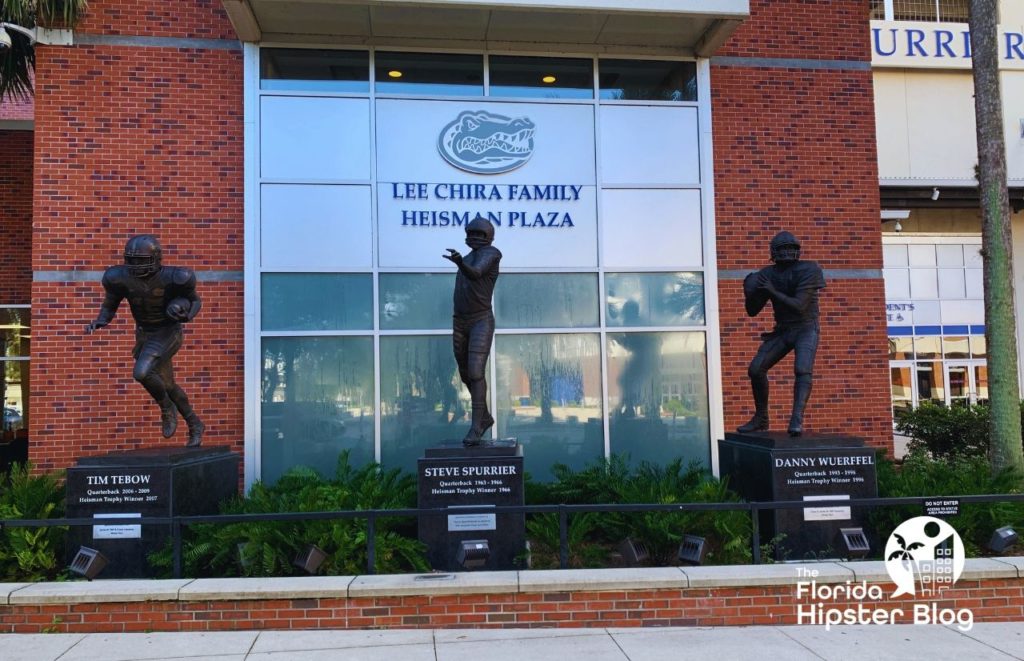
[29,0,244,471]
[0,130,33,305]
[1,580,1020,633]
[712,0,893,448]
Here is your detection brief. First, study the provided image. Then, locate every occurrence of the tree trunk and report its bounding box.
[970,0,1024,475]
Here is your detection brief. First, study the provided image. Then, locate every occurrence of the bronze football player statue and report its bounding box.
[86,235,205,447]
[444,216,501,446]
[738,231,826,436]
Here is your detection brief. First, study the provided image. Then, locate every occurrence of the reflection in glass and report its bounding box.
[943,336,969,360]
[380,336,468,474]
[375,52,483,96]
[888,337,914,361]
[946,365,970,407]
[262,274,372,331]
[0,308,30,357]
[607,332,709,469]
[2,360,28,435]
[975,365,989,404]
[606,273,704,327]
[489,56,593,99]
[890,366,913,420]
[495,274,598,328]
[916,362,945,405]
[914,336,941,360]
[599,59,697,102]
[379,273,452,330]
[260,48,370,92]
[970,335,986,359]
[496,334,603,480]
[261,337,374,484]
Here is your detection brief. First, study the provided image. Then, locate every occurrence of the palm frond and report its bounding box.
[0,0,88,100]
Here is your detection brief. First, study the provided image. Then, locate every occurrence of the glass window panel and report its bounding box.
[489,56,593,99]
[261,274,372,331]
[909,269,938,298]
[943,336,969,359]
[914,336,941,360]
[375,52,483,96]
[495,274,598,328]
[965,244,983,267]
[2,360,28,435]
[608,332,709,470]
[889,337,914,360]
[915,362,945,405]
[908,244,936,266]
[890,365,913,420]
[496,334,603,481]
[380,336,468,474]
[0,308,29,357]
[606,273,704,327]
[260,48,369,92]
[599,59,697,102]
[947,365,970,407]
[260,337,374,484]
[970,335,986,359]
[965,268,983,298]
[975,365,988,403]
[883,268,911,299]
[937,268,966,298]
[379,273,452,330]
[936,244,964,266]
[883,244,908,267]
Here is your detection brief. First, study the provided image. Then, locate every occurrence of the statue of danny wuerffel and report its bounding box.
[85,235,206,447]
[737,231,825,437]
[443,216,501,447]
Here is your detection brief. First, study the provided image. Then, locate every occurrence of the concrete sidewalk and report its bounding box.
[2,623,1023,661]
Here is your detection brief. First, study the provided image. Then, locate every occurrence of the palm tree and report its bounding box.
[887,533,924,571]
[0,0,87,101]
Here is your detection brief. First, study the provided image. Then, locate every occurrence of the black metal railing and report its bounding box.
[4,493,1024,578]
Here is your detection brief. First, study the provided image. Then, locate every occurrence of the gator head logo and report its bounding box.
[438,110,536,174]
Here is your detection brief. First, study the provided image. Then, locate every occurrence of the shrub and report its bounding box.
[895,400,1024,461]
[0,463,66,581]
[873,450,1024,556]
[150,452,428,577]
[526,456,752,566]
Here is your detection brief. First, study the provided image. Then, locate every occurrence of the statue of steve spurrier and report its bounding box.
[738,231,825,437]
[444,216,501,447]
[85,235,206,447]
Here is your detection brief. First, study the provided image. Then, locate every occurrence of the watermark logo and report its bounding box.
[884,515,964,597]
[437,110,535,174]
[796,515,973,631]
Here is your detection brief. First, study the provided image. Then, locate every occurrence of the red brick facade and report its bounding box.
[26,0,892,471]
[712,0,892,448]
[29,2,244,471]
[0,130,33,305]
[1,580,1020,633]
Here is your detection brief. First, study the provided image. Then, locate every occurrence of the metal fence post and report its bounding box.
[172,518,183,579]
[366,513,377,575]
[558,506,569,569]
[750,503,761,565]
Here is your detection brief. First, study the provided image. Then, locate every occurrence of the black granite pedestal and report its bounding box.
[418,443,525,571]
[66,447,240,578]
[718,432,878,560]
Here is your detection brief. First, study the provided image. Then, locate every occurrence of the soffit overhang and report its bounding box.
[223,0,749,56]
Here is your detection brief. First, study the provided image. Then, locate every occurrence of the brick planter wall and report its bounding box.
[1,562,1021,633]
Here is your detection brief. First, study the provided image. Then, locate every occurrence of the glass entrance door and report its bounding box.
[944,362,975,407]
[890,361,916,420]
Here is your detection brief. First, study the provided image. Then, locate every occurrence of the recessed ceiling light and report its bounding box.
[542,75,556,84]
[388,70,403,78]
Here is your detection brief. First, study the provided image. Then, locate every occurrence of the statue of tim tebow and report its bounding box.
[85,235,205,447]
[737,231,826,437]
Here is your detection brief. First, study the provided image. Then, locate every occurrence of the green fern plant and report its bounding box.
[0,463,66,581]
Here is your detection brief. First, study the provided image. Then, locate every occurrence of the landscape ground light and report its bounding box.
[68,546,108,580]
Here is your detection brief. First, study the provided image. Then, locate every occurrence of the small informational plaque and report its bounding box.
[803,494,851,521]
[93,512,142,539]
[924,498,960,518]
[447,508,497,532]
